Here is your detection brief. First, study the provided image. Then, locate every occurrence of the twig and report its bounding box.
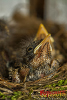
[0,87,13,93]
[33,85,67,93]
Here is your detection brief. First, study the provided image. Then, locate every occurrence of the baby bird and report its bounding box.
[9,24,59,83]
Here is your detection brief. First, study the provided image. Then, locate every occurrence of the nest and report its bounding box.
[0,12,67,99]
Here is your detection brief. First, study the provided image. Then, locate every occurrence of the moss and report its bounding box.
[54,75,58,78]
[64,79,67,85]
[58,80,64,86]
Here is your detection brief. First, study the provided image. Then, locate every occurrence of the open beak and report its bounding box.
[34,34,52,54]
[34,24,54,42]
[34,24,54,54]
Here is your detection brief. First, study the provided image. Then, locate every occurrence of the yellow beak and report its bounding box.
[34,24,54,42]
[34,34,52,54]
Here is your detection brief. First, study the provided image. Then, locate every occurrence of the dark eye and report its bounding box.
[27,46,33,52]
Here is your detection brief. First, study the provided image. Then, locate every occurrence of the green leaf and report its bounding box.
[48,85,52,88]
[0,92,3,96]
[7,96,11,98]
[58,80,64,86]
[17,91,22,95]
[11,96,17,100]
[53,83,56,87]
[14,92,18,95]
[2,95,5,99]
[64,80,67,85]
[45,85,49,88]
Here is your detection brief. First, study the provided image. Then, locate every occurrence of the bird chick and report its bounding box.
[9,24,59,82]
[20,24,59,82]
